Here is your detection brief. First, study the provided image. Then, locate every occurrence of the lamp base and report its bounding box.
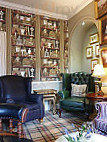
[97,90,104,96]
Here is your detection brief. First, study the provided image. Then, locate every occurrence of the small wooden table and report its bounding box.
[86,93,107,118]
[86,93,107,100]
[34,89,57,114]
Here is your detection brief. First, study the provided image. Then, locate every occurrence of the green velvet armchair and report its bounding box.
[58,72,95,116]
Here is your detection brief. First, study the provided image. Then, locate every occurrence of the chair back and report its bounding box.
[0,75,32,102]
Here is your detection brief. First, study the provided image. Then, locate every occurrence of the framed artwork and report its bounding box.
[86,46,93,59]
[90,33,99,44]
[99,15,107,45]
[91,59,99,71]
[95,44,100,57]
[101,47,107,67]
[95,0,107,19]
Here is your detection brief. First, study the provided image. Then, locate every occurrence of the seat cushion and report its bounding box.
[20,101,40,111]
[1,76,26,101]
[60,97,85,108]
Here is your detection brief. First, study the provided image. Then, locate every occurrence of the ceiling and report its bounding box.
[0,0,93,19]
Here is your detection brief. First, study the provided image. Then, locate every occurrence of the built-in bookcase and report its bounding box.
[11,10,36,79]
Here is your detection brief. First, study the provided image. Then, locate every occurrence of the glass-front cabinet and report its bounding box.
[11,10,36,79]
[0,6,69,81]
[64,20,69,73]
[0,6,6,31]
[40,16,61,81]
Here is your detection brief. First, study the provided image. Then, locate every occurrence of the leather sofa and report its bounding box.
[0,75,45,122]
[58,72,95,115]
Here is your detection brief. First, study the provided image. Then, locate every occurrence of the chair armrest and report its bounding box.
[95,102,107,119]
[58,90,69,99]
[28,93,43,103]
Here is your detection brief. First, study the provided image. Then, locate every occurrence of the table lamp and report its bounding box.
[92,64,105,96]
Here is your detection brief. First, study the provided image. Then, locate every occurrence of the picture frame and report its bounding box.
[95,44,100,57]
[94,0,107,19]
[86,46,93,59]
[99,15,107,45]
[91,59,99,71]
[100,47,107,67]
[90,33,99,44]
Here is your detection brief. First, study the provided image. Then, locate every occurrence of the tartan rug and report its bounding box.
[23,111,88,142]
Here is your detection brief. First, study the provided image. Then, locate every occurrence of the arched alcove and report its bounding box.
[69,18,98,73]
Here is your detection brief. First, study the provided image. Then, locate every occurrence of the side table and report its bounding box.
[34,89,57,114]
[86,93,107,118]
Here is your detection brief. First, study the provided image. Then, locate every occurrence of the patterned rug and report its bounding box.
[23,111,88,142]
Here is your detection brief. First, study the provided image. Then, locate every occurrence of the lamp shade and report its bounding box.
[92,64,105,78]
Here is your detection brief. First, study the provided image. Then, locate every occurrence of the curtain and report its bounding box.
[0,31,6,76]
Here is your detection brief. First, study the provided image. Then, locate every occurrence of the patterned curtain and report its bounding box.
[0,31,6,76]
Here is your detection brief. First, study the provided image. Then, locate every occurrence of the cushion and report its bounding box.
[71,84,87,97]
[1,76,26,102]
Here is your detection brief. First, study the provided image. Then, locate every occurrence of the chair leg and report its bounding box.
[0,119,2,132]
[9,119,13,133]
[39,118,43,123]
[18,121,23,138]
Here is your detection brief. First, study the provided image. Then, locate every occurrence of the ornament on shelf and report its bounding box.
[28,48,31,55]
[43,19,48,27]
[30,68,34,77]
[20,70,25,77]
[49,31,56,38]
[21,28,25,35]
[0,22,3,31]
[55,40,59,48]
[48,42,52,48]
[0,10,4,20]
[22,58,31,66]
[25,26,28,35]
[43,68,48,77]
[41,46,44,57]
[54,22,57,30]
[16,46,21,52]
[12,57,21,66]
[21,47,27,55]
[30,27,34,36]
[16,35,23,45]
[25,68,29,77]
[20,16,24,23]
[41,29,48,37]
[44,49,50,57]
[26,17,31,25]
[48,21,52,29]
[13,14,20,23]
[27,27,30,35]
[105,24,107,34]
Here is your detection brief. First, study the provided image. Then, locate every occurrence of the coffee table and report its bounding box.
[55,132,107,142]
[0,135,33,142]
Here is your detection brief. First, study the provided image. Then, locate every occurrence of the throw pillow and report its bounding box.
[71,84,87,97]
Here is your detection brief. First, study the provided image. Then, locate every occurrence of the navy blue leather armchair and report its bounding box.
[0,75,45,122]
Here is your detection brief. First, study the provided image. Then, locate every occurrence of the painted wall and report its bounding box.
[68,1,97,35]
[81,25,98,73]
[68,1,98,73]
[70,23,85,72]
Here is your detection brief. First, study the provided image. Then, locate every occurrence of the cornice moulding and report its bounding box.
[67,0,94,19]
[0,0,67,20]
[0,0,93,20]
